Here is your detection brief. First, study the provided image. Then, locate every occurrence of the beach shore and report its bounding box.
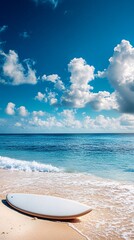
[0,169,87,240]
[0,169,133,240]
[0,199,85,240]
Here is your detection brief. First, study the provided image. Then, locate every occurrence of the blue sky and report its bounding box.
[0,0,134,133]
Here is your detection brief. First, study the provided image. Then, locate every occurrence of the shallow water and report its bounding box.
[0,134,134,182]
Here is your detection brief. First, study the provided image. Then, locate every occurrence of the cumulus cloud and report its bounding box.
[54,79,65,91]
[17,106,29,117]
[61,58,95,108]
[26,110,134,132]
[98,40,134,113]
[42,74,59,83]
[29,109,81,129]
[0,25,8,33]
[60,109,75,118]
[35,91,58,105]
[32,110,46,116]
[3,102,134,132]
[35,92,47,102]
[61,58,117,111]
[29,116,62,128]
[60,109,82,128]
[48,92,58,105]
[42,74,65,91]
[89,91,118,111]
[83,114,134,131]
[83,115,118,130]
[60,42,134,112]
[5,102,15,115]
[3,39,134,118]
[5,103,29,117]
[0,50,37,85]
[39,59,117,111]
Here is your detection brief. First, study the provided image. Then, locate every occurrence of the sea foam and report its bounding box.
[0,156,62,172]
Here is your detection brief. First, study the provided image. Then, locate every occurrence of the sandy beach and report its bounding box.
[0,199,85,240]
[0,169,134,240]
[0,169,87,240]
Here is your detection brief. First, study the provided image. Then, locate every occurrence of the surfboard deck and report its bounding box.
[6,193,92,220]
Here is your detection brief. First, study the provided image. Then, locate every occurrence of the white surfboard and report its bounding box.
[6,193,92,220]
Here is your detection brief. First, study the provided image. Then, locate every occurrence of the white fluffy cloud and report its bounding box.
[48,92,58,105]
[89,91,118,111]
[61,58,117,110]
[98,40,134,113]
[83,114,134,131]
[29,109,81,129]
[29,116,63,128]
[42,74,59,83]
[62,58,95,108]
[5,103,29,117]
[42,74,65,91]
[5,102,15,115]
[0,50,37,85]
[35,91,58,105]
[3,102,134,132]
[54,79,65,91]
[40,42,134,112]
[17,106,29,117]
[35,92,47,102]
[83,115,118,130]
[22,110,134,132]
[60,41,134,112]
[32,110,46,116]
[60,109,82,128]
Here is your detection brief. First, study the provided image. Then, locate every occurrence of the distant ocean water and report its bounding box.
[0,133,134,182]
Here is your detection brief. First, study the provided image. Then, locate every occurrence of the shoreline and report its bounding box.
[0,169,134,240]
[0,169,88,240]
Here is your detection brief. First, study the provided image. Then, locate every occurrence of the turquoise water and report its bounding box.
[0,134,134,182]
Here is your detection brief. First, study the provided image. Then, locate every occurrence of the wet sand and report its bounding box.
[0,169,134,240]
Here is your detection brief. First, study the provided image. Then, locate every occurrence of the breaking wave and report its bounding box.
[0,156,62,173]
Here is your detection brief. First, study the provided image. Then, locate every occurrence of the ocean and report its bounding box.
[0,133,134,182]
[0,133,134,239]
